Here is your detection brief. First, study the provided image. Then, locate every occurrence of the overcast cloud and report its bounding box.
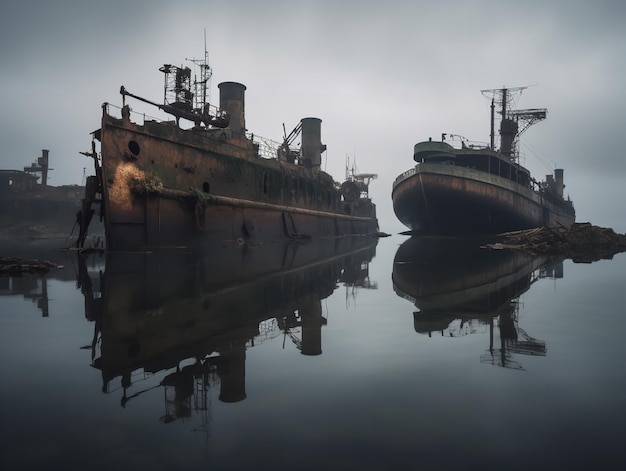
[1,0,624,233]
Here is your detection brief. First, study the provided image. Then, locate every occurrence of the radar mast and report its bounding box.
[481,86,547,161]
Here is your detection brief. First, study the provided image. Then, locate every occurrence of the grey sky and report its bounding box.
[1,0,624,233]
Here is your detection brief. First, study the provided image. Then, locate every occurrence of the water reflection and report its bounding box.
[0,252,79,317]
[392,237,564,370]
[0,274,51,316]
[77,237,377,422]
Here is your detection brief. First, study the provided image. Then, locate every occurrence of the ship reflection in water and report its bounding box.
[0,274,50,317]
[77,237,377,422]
[392,236,564,370]
[0,251,80,317]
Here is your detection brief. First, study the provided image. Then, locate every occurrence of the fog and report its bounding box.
[1,0,624,233]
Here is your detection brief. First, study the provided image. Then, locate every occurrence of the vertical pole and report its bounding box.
[490,99,495,149]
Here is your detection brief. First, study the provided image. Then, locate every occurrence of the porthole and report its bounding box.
[128,140,140,156]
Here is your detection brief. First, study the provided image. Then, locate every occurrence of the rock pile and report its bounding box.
[0,257,59,275]
[491,223,626,263]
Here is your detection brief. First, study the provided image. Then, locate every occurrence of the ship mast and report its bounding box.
[186,30,212,109]
[481,86,547,162]
[158,31,213,114]
[123,33,227,128]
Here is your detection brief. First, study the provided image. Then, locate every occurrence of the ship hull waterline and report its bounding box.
[392,163,575,236]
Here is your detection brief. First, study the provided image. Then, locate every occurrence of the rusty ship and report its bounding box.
[392,87,575,236]
[77,52,379,251]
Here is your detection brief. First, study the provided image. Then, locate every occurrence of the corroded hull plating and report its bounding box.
[97,112,378,250]
[392,163,575,236]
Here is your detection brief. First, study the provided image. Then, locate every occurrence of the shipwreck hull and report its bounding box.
[98,112,377,250]
[105,193,374,250]
[392,164,574,236]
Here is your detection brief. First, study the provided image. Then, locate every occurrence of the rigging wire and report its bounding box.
[518,135,556,173]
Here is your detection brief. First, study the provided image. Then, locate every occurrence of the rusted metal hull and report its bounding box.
[96,112,378,251]
[392,163,575,236]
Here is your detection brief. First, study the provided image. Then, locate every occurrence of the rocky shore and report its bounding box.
[0,256,60,275]
[489,223,626,263]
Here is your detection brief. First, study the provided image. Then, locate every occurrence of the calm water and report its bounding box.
[1,235,625,471]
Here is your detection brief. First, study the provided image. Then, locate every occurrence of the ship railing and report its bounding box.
[392,167,417,188]
[248,132,282,160]
[451,141,491,151]
[442,134,490,150]
[103,102,170,126]
[103,102,285,161]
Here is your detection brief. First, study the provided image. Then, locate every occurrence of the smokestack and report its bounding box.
[499,119,518,158]
[218,82,246,136]
[554,169,564,198]
[218,345,247,403]
[300,117,323,169]
[39,149,49,186]
[299,299,323,356]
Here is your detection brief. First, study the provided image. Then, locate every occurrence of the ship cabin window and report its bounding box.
[509,167,529,186]
[455,154,490,172]
[425,155,455,165]
[488,156,499,176]
[499,160,511,179]
[518,170,530,187]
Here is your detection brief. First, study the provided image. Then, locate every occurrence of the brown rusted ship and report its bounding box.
[77,52,379,251]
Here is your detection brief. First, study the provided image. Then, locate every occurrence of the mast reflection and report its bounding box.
[78,237,377,420]
[392,236,563,370]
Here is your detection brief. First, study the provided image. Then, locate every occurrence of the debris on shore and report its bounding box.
[488,223,626,263]
[0,257,59,275]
